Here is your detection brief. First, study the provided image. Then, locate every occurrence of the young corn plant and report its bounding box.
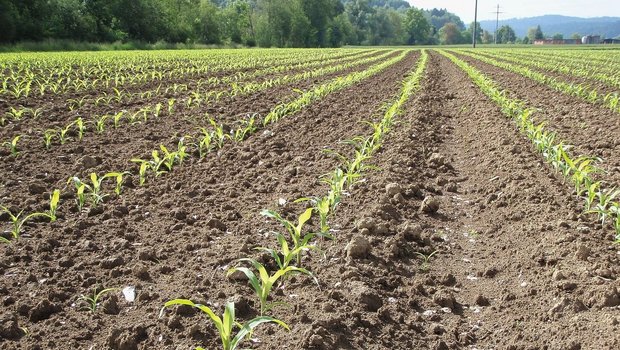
[197,127,214,159]
[261,208,320,266]
[80,287,117,313]
[113,111,125,128]
[68,177,87,211]
[160,300,288,350]
[4,136,20,157]
[0,206,53,242]
[256,232,317,271]
[159,145,179,173]
[176,137,190,165]
[47,190,60,222]
[59,121,75,145]
[231,114,257,142]
[94,115,108,134]
[130,158,151,185]
[75,117,86,141]
[295,196,332,237]
[167,98,176,114]
[320,168,347,212]
[227,258,315,315]
[589,187,620,225]
[43,129,57,149]
[209,118,229,149]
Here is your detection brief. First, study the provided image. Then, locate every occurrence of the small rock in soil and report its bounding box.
[402,222,422,241]
[0,311,21,339]
[432,290,456,309]
[106,328,138,350]
[430,322,446,335]
[356,217,376,231]
[28,182,47,195]
[552,270,566,281]
[206,218,227,231]
[29,299,59,322]
[100,256,125,269]
[346,235,371,259]
[548,297,587,315]
[575,244,591,261]
[427,153,445,168]
[474,294,490,306]
[102,295,120,315]
[77,155,100,170]
[385,183,402,196]
[420,196,440,214]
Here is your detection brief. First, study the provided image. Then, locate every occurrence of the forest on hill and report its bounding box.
[0,0,482,47]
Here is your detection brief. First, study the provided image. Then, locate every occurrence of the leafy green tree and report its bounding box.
[527,25,544,41]
[0,0,19,42]
[404,7,430,45]
[552,33,563,40]
[481,29,493,44]
[197,0,222,44]
[497,25,516,43]
[464,22,482,44]
[439,22,464,45]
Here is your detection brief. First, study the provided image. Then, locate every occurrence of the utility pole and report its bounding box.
[473,0,478,48]
[493,5,505,44]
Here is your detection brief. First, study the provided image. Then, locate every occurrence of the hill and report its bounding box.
[479,15,620,39]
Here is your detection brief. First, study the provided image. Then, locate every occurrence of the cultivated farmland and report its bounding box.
[1,47,619,349]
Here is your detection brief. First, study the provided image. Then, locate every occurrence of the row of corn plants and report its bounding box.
[440,50,620,241]
[159,50,428,350]
[0,50,412,242]
[0,49,361,100]
[456,50,620,114]
[475,50,620,90]
[0,51,393,152]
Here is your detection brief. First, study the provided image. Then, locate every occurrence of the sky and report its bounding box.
[408,0,620,23]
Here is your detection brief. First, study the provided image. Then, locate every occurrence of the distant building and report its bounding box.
[582,35,602,44]
[602,38,620,44]
[533,39,581,45]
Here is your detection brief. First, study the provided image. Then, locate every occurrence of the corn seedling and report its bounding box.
[159,145,178,173]
[94,115,108,133]
[589,187,620,225]
[415,250,438,272]
[295,196,332,237]
[0,206,52,241]
[256,232,317,271]
[4,135,20,157]
[197,127,213,158]
[208,118,228,149]
[43,129,57,149]
[261,208,321,266]
[75,117,86,140]
[80,286,117,313]
[47,190,60,222]
[130,158,150,185]
[176,137,190,165]
[60,121,75,144]
[68,177,95,208]
[113,111,125,128]
[5,107,26,121]
[167,98,176,114]
[228,258,316,315]
[231,114,257,142]
[153,103,162,118]
[160,300,288,350]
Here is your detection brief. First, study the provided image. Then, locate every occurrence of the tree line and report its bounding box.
[0,0,554,47]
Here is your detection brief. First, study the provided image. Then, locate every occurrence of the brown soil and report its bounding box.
[454,52,620,185]
[1,50,619,350]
